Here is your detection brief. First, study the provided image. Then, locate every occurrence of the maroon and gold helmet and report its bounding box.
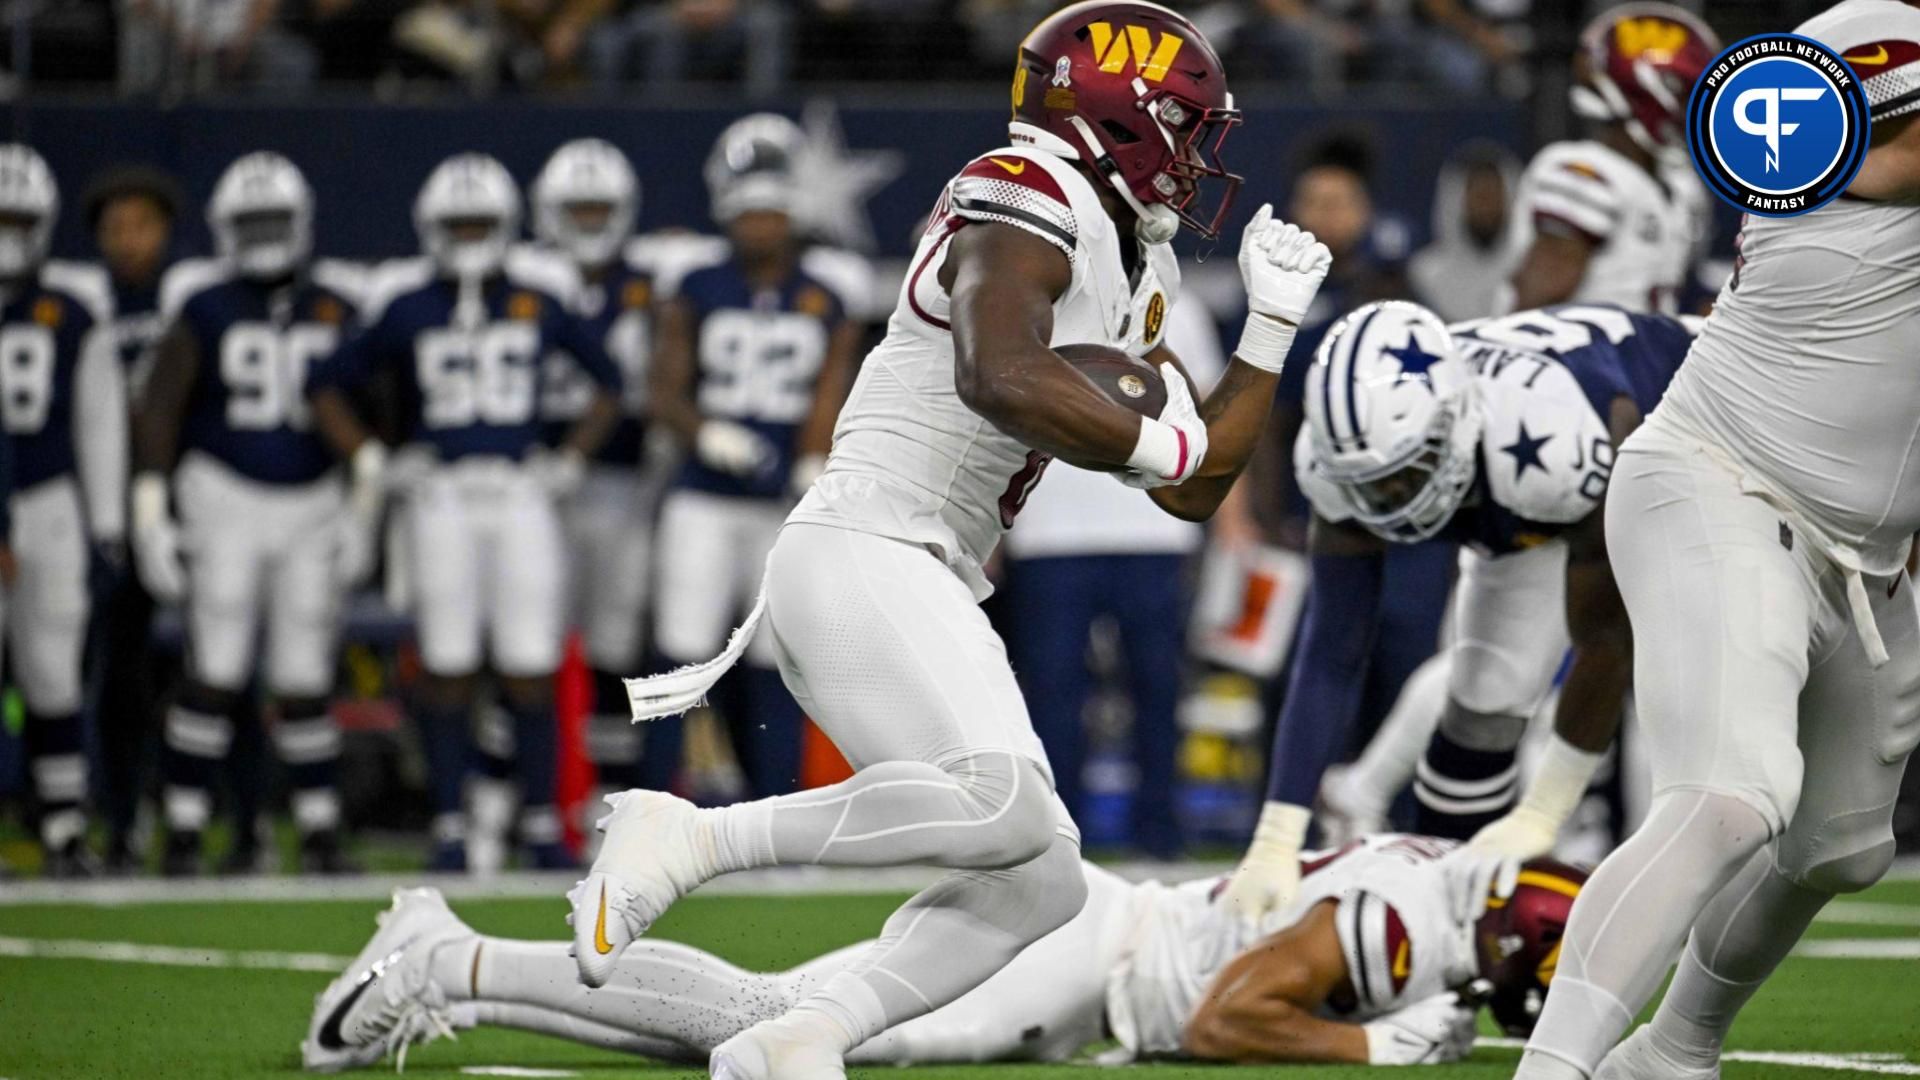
[1474,858,1588,1035]
[1008,0,1241,243]
[1570,3,1719,155]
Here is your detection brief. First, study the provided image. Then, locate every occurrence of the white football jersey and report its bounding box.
[1654,1,1920,579]
[1106,834,1478,1057]
[1499,140,1704,314]
[787,146,1179,600]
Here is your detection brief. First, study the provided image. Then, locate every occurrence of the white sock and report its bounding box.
[1647,846,1828,1061]
[1344,653,1451,807]
[701,751,1056,873]
[1519,790,1771,1076]
[449,936,809,1052]
[462,1000,697,1061]
[781,831,1088,1054]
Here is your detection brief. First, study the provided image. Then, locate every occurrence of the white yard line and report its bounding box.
[1793,938,1920,959]
[1818,901,1920,927]
[0,935,352,971]
[1477,1039,1920,1075]
[0,861,1234,907]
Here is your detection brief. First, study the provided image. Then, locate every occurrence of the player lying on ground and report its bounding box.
[1225,300,1697,924]
[303,835,1583,1071]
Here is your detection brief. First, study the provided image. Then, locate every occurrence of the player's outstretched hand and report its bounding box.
[1440,845,1522,923]
[529,446,587,498]
[1120,363,1208,489]
[1467,805,1560,863]
[1217,801,1310,925]
[1361,991,1479,1064]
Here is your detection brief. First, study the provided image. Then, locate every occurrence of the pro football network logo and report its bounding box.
[1687,33,1869,217]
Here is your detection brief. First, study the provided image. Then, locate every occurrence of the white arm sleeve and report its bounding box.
[75,323,129,543]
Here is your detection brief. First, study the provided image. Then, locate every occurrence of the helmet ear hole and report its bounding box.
[1100,120,1142,145]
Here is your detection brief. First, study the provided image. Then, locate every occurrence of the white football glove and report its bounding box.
[1121,362,1208,489]
[1233,203,1334,374]
[1217,801,1311,925]
[1440,845,1522,923]
[1363,992,1480,1064]
[131,472,188,604]
[1467,734,1607,861]
[696,420,775,478]
[790,453,827,497]
[528,446,587,498]
[331,515,376,588]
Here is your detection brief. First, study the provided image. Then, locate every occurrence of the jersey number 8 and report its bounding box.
[0,324,55,434]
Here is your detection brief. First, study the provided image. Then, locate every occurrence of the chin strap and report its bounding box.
[1064,115,1180,245]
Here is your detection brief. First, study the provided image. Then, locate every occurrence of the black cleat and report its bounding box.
[161,830,203,877]
[41,838,101,879]
[299,830,363,875]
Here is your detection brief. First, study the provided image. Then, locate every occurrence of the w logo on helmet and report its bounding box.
[1087,21,1184,82]
[1614,17,1688,59]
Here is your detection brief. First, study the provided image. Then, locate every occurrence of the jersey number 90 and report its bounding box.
[221,322,338,431]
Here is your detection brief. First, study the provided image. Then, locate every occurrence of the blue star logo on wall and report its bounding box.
[1501,422,1553,482]
[1384,336,1444,392]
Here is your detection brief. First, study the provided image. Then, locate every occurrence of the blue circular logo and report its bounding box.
[1687,33,1870,216]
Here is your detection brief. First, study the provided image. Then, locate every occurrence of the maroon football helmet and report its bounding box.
[1009,0,1241,242]
[1473,858,1589,1035]
[1570,3,1719,155]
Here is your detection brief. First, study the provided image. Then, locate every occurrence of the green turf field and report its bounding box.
[2,876,1917,1080]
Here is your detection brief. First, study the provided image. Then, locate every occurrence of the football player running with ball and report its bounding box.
[1516,2,1920,1077]
[567,4,1330,1079]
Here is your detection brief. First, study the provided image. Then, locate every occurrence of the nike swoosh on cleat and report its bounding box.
[594,882,615,955]
[316,973,376,1050]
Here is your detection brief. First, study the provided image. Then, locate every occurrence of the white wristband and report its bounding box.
[1235,313,1299,375]
[132,472,170,533]
[1126,416,1185,479]
[1516,733,1607,828]
[1248,800,1313,857]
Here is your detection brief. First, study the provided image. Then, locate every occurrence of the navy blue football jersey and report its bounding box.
[674,260,844,499]
[1446,304,1694,556]
[164,259,359,485]
[111,275,165,387]
[311,261,622,462]
[541,261,652,466]
[0,264,112,491]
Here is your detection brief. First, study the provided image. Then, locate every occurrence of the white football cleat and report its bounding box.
[301,887,474,1072]
[569,789,713,987]
[710,1018,847,1080]
[1596,1026,1721,1080]
[1316,764,1388,848]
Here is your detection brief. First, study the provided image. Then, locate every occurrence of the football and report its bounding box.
[1057,343,1167,418]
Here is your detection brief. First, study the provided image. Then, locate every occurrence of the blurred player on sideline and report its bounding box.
[307,836,1583,1069]
[307,154,624,872]
[1501,4,1713,315]
[134,152,364,875]
[0,144,124,876]
[573,5,1332,1079]
[527,139,673,813]
[82,163,184,872]
[648,114,860,798]
[1516,4,1920,1076]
